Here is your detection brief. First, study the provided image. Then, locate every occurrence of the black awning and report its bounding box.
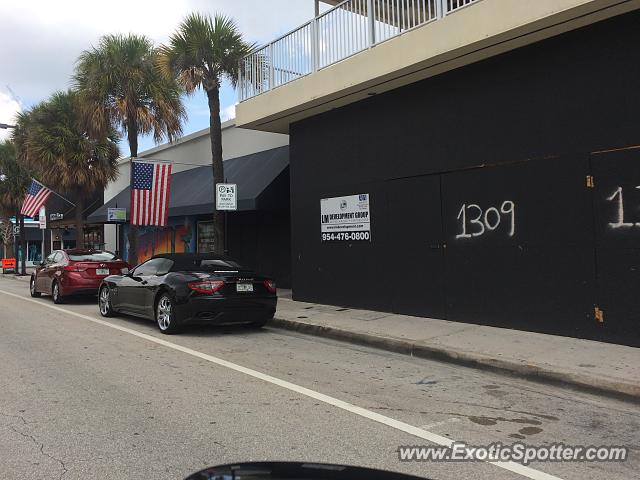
[88,146,289,224]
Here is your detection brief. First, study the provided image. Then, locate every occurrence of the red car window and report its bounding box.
[67,251,116,262]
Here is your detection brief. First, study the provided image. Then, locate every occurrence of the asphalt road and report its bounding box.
[0,276,638,480]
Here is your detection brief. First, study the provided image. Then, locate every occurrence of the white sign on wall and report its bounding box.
[320,193,371,242]
[107,207,127,223]
[216,183,237,211]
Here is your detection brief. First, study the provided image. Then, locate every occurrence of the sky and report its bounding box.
[0,0,329,152]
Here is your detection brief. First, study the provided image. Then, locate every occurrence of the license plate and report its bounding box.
[236,283,253,292]
[96,268,110,276]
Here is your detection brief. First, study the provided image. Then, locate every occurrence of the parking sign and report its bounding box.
[216,184,237,211]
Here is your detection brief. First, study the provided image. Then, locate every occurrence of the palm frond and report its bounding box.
[74,34,185,151]
[0,140,31,215]
[158,12,254,92]
[11,90,121,197]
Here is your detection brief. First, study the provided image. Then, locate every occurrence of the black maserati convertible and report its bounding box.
[98,253,277,334]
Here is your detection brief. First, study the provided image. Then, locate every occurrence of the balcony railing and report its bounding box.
[239,0,480,101]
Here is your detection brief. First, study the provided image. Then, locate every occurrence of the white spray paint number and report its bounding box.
[456,201,515,239]
[606,186,639,228]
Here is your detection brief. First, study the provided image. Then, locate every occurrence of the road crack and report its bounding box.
[0,410,28,425]
[9,425,68,479]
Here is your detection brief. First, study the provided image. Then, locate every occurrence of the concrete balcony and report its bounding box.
[236,0,639,133]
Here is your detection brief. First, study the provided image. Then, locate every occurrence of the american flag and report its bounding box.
[130,161,172,226]
[20,179,52,218]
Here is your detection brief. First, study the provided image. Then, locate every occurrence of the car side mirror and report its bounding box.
[39,261,46,267]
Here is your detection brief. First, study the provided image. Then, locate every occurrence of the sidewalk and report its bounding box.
[273,291,640,401]
[2,272,32,281]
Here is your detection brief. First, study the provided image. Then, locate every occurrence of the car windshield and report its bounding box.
[67,251,116,262]
[170,257,246,272]
[200,259,244,270]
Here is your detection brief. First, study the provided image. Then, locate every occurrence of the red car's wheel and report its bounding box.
[29,276,41,298]
[52,280,64,304]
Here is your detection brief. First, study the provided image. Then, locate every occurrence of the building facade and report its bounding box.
[237,0,640,346]
[90,121,292,287]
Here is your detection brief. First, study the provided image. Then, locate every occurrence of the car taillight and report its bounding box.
[263,280,277,293]
[63,265,87,272]
[188,280,225,294]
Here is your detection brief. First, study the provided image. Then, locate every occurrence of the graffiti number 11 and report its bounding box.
[606,186,640,228]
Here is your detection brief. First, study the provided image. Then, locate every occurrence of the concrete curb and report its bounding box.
[271,317,640,403]
[1,274,30,282]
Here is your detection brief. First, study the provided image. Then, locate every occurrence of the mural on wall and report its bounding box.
[124,216,196,265]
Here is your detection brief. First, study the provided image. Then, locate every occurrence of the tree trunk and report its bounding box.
[127,124,139,159]
[14,209,19,269]
[126,121,139,265]
[19,213,26,275]
[207,86,225,255]
[74,195,85,248]
[0,216,12,259]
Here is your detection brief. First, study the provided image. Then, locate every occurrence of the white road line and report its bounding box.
[0,287,563,480]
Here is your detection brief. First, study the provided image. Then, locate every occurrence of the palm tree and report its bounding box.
[73,33,186,264]
[0,141,29,216]
[158,13,255,254]
[0,140,31,273]
[13,91,120,247]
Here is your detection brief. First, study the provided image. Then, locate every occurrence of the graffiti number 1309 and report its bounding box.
[456,201,516,239]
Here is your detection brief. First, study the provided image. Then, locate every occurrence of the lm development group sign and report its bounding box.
[320,193,371,242]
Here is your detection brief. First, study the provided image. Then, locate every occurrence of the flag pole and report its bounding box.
[32,178,76,207]
[128,158,134,264]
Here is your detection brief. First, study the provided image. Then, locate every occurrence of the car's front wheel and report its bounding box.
[156,294,182,334]
[29,276,41,298]
[52,280,64,304]
[99,286,115,317]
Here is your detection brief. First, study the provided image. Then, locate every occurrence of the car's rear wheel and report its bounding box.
[156,294,182,334]
[52,280,64,304]
[29,276,41,298]
[99,286,115,317]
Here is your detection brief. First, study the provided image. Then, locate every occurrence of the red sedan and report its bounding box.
[30,249,130,304]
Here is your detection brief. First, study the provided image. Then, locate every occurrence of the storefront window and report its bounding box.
[26,242,42,263]
[198,221,215,253]
[84,228,103,250]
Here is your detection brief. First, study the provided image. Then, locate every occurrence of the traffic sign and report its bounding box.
[216,183,237,211]
[39,206,46,229]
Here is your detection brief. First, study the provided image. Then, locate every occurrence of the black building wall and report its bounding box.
[228,168,292,288]
[289,10,640,346]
